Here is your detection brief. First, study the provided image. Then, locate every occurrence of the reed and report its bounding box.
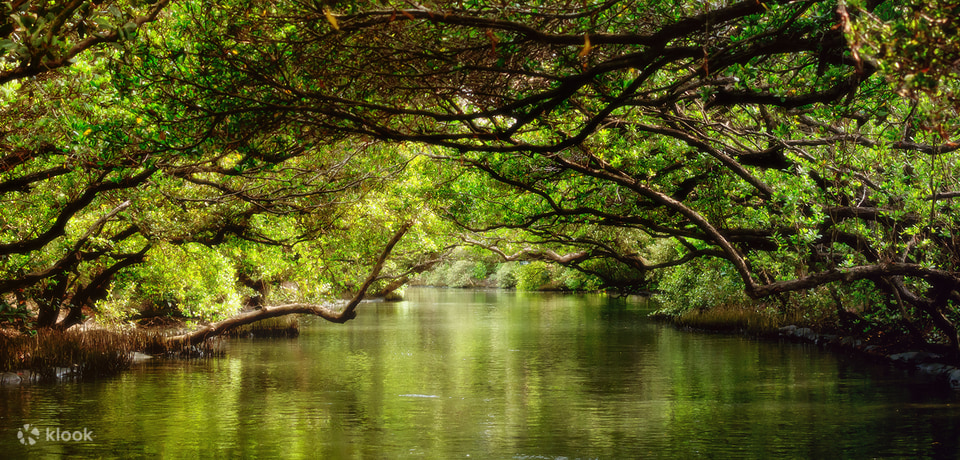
[671,304,804,336]
[0,328,221,381]
[1,329,130,379]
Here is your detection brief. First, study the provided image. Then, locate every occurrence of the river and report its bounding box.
[2,288,958,458]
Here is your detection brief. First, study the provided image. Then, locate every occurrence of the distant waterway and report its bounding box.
[2,288,958,458]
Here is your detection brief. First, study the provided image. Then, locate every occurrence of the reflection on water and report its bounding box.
[2,288,958,458]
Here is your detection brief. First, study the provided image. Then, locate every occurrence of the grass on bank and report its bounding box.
[657,303,803,335]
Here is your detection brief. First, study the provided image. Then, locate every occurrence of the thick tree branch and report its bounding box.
[752,263,958,297]
[0,168,156,255]
[0,0,173,84]
[165,221,414,346]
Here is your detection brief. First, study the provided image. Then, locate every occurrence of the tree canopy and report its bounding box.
[2,0,959,356]
[1,0,447,332]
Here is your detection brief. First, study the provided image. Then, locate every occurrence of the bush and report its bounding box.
[104,243,242,322]
[414,258,496,288]
[651,257,749,315]
[493,262,519,288]
[515,261,552,291]
[420,258,603,292]
[559,268,602,291]
[445,260,479,287]
[415,263,447,286]
[472,260,492,280]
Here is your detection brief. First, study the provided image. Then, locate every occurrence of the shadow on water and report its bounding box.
[1,288,958,458]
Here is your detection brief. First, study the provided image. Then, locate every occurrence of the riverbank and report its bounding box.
[6,295,958,391]
[650,307,960,390]
[777,325,960,389]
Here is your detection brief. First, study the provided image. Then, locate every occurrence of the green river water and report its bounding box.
[2,288,958,458]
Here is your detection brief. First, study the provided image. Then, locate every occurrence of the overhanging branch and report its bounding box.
[165,221,414,346]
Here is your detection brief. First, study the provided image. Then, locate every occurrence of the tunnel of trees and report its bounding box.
[1,1,959,356]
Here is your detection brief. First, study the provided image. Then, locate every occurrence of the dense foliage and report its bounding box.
[0,0,446,331]
[2,1,958,357]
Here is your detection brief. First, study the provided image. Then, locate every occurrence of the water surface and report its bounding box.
[2,288,958,458]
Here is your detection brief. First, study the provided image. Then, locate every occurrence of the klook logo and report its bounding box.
[17,424,39,445]
[45,427,94,442]
[16,424,93,445]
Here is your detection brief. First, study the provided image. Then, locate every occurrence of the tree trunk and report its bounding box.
[35,303,59,328]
